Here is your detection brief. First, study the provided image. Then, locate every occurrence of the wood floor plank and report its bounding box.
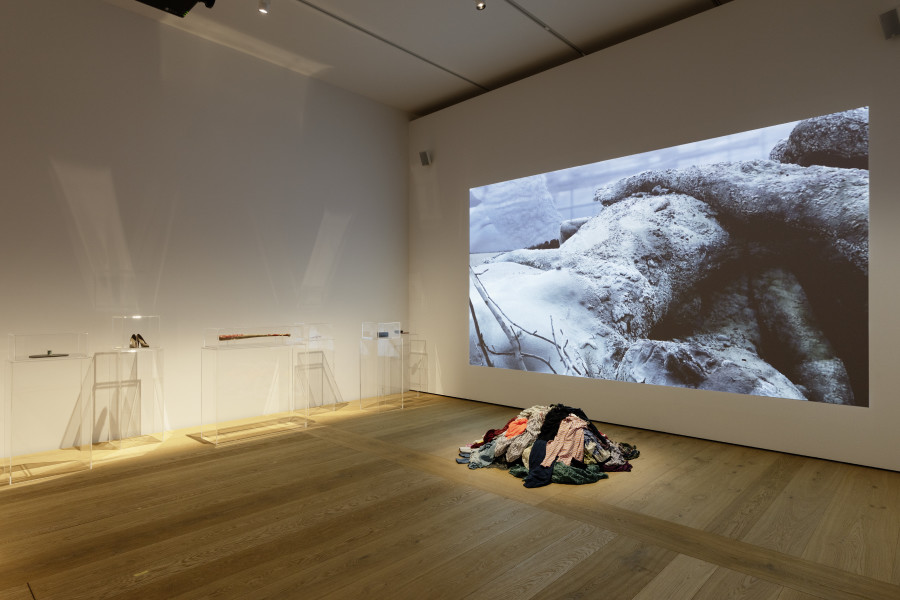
[691,567,783,600]
[1,424,302,497]
[305,423,555,507]
[0,436,354,549]
[668,445,781,530]
[705,453,807,540]
[313,493,543,600]
[801,462,900,581]
[630,554,718,600]
[546,496,900,600]
[775,588,829,600]
[247,497,536,599]
[613,441,774,528]
[401,407,526,456]
[157,481,498,600]
[161,481,483,600]
[27,465,434,600]
[316,397,500,439]
[740,459,851,557]
[461,522,617,600]
[324,401,511,458]
[0,586,33,600]
[0,427,319,504]
[894,524,900,586]
[530,535,678,600]
[0,451,390,588]
[378,511,592,600]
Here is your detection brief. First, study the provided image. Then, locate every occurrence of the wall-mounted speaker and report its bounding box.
[419,151,432,166]
[880,8,900,39]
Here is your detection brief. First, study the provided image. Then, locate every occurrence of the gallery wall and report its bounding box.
[409,0,900,471]
[0,0,410,430]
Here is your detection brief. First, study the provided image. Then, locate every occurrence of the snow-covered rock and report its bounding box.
[560,217,591,244]
[615,338,806,399]
[557,193,731,337]
[769,107,868,170]
[593,160,869,274]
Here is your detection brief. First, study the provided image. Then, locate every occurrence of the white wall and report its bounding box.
[409,0,900,471]
[0,0,410,430]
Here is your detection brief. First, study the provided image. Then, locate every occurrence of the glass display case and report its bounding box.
[92,315,165,450]
[301,323,341,414]
[359,321,404,410]
[200,325,307,445]
[404,333,427,401]
[4,332,92,484]
[112,314,161,351]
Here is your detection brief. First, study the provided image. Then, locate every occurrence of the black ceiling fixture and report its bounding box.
[134,0,215,18]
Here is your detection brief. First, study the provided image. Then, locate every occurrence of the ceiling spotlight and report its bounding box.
[258,0,270,14]
[475,1,486,10]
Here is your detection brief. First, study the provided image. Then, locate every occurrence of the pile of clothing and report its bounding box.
[457,404,639,488]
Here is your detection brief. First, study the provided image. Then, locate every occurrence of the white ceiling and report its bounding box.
[105,0,732,117]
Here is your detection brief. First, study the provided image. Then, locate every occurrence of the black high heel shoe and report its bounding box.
[136,334,149,348]
[129,334,139,349]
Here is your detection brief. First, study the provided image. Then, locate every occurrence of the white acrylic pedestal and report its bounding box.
[92,315,166,450]
[302,323,342,415]
[359,322,404,410]
[201,326,308,445]
[4,333,92,484]
[404,333,427,401]
[93,347,165,449]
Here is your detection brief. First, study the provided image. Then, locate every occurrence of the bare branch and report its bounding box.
[470,271,590,377]
[468,298,493,367]
[549,315,580,376]
[469,267,527,370]
[486,348,558,374]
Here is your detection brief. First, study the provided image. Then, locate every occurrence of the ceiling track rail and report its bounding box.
[503,0,586,57]
[292,0,490,91]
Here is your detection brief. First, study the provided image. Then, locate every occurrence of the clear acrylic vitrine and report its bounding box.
[359,321,404,410]
[92,315,165,451]
[4,332,92,484]
[302,323,342,414]
[200,325,308,445]
[404,333,427,401]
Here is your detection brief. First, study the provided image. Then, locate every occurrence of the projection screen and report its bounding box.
[469,107,869,406]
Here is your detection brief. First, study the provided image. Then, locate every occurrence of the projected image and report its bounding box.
[469,107,869,406]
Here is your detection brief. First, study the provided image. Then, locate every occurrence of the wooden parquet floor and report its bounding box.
[0,394,898,599]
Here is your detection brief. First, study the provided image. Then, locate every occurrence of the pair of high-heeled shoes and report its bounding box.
[129,334,149,348]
